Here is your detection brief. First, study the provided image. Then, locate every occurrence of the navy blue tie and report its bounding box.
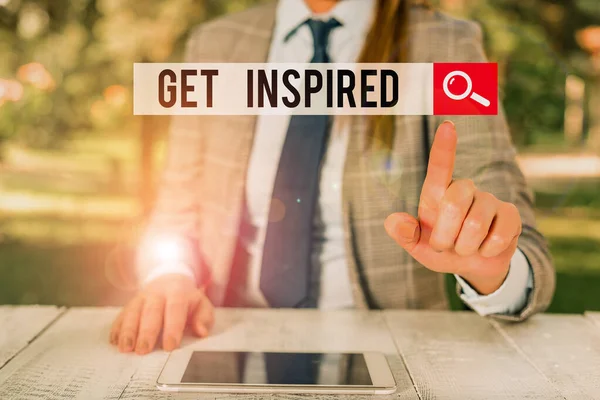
[260,18,342,308]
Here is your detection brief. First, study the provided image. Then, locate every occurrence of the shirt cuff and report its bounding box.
[142,262,196,286]
[455,248,533,316]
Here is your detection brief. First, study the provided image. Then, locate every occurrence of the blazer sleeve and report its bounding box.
[432,19,556,321]
[135,30,206,285]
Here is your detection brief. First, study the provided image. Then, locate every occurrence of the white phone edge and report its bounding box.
[156,350,397,395]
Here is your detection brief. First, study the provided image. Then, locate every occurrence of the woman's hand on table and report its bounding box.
[109,274,214,354]
[384,121,522,296]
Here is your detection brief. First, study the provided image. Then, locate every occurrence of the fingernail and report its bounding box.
[392,214,418,239]
[164,337,176,351]
[430,233,448,253]
[443,120,455,128]
[400,220,418,240]
[136,340,148,354]
[432,245,447,253]
[197,325,208,338]
[124,337,134,351]
[109,333,117,345]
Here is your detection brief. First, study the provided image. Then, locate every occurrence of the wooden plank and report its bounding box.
[0,307,141,400]
[119,308,419,399]
[492,314,600,399]
[384,310,564,400]
[0,305,64,370]
[0,308,418,399]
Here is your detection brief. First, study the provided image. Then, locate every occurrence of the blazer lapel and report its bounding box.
[341,115,407,309]
[341,114,428,309]
[203,2,277,306]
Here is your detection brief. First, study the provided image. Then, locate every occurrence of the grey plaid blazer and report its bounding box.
[138,2,555,321]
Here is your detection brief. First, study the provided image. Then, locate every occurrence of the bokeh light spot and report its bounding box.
[17,62,55,91]
[103,85,128,107]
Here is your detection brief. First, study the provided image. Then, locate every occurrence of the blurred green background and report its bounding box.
[0,0,599,312]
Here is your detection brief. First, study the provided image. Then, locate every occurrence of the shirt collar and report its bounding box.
[273,0,376,44]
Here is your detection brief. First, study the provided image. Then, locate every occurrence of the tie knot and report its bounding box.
[306,18,341,62]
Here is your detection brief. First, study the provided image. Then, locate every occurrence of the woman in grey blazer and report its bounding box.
[110,0,555,355]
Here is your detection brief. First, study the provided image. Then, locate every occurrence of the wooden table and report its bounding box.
[1,307,600,399]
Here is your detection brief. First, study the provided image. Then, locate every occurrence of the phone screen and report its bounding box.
[180,351,373,386]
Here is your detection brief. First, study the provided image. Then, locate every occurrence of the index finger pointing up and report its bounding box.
[421,121,458,206]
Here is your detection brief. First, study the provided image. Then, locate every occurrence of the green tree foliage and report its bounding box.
[495,0,600,75]
[473,1,571,147]
[0,0,264,149]
[434,0,598,146]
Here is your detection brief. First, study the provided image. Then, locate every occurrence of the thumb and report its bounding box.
[384,213,421,252]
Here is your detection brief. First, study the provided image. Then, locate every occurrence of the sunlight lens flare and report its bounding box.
[150,236,186,264]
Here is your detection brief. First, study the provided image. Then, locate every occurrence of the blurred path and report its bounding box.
[518,153,600,179]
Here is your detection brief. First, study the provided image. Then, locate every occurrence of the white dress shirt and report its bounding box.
[147,0,533,316]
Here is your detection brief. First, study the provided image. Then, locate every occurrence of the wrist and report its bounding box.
[458,263,510,295]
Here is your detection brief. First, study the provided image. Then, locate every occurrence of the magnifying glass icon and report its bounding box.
[443,70,491,107]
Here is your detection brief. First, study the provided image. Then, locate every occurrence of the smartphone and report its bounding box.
[157,350,397,394]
